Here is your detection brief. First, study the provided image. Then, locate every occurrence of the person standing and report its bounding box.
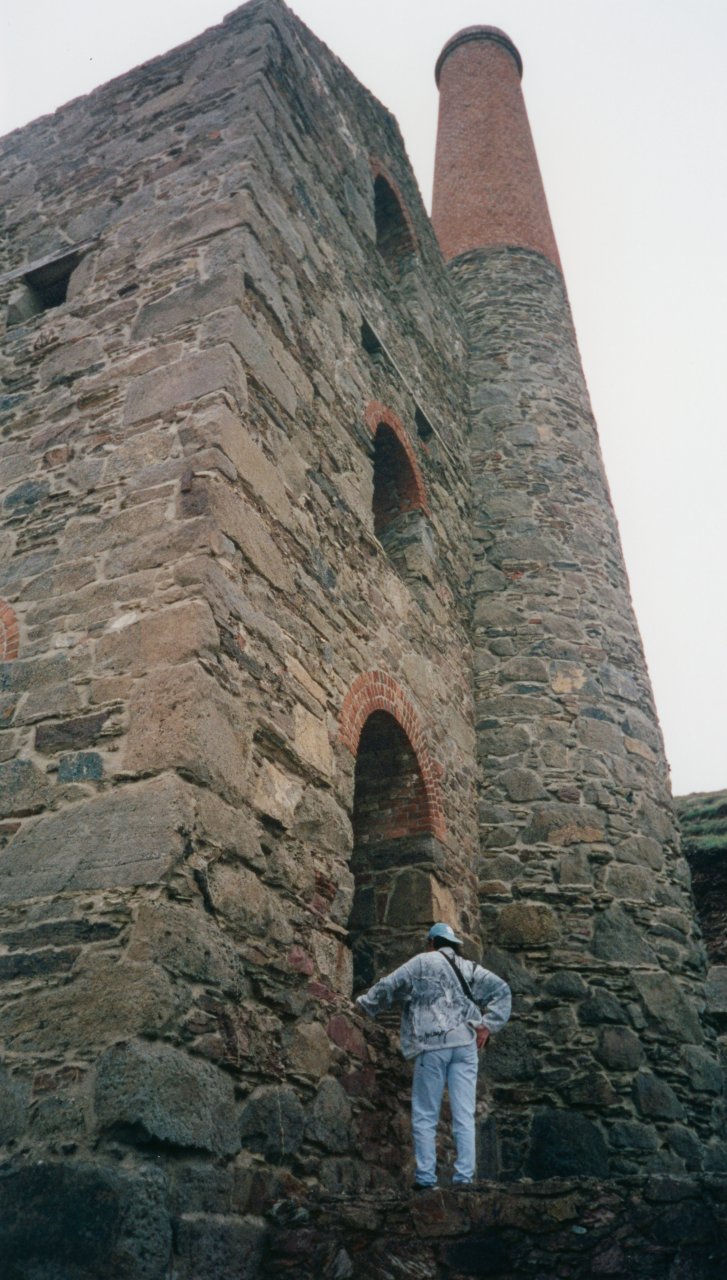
[355,922,511,1190]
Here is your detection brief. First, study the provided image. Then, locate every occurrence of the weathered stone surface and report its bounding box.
[284,1020,332,1079]
[239,1085,305,1162]
[633,1072,686,1121]
[0,1064,29,1143]
[486,1023,537,1081]
[495,902,558,948]
[95,1041,239,1155]
[35,709,111,753]
[497,768,545,803]
[592,904,657,965]
[0,952,183,1053]
[0,1162,171,1279]
[705,966,727,1015]
[126,900,244,990]
[521,804,604,847]
[609,1119,659,1152]
[595,1026,644,1071]
[124,664,251,806]
[526,1109,609,1179]
[254,760,304,827]
[123,348,247,424]
[0,758,51,816]
[174,1214,267,1280]
[579,989,628,1025]
[306,1077,352,1153]
[681,1045,723,1093]
[633,972,703,1044]
[0,774,196,902]
[207,862,294,944]
[96,600,219,676]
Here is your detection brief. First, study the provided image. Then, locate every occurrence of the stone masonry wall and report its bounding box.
[0,2,479,1273]
[455,245,725,1180]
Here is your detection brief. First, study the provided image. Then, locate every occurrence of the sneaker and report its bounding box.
[412,1182,437,1192]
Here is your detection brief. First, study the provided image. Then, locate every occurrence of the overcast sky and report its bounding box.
[2,0,726,797]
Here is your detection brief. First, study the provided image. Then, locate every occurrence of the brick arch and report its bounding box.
[339,670,445,839]
[364,401,430,519]
[0,601,19,661]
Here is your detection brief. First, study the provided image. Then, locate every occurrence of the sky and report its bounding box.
[1,0,726,796]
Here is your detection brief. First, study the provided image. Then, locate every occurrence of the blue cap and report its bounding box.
[428,922,463,946]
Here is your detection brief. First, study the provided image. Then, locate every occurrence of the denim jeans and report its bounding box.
[411,1040,478,1186]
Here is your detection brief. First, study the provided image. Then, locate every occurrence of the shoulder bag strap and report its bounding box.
[441,951,476,1005]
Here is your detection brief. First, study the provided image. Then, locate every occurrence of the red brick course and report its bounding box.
[0,601,19,661]
[432,26,560,268]
[339,670,446,839]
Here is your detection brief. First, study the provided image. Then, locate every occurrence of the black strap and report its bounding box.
[442,951,476,1005]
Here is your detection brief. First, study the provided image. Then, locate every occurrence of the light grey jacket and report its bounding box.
[356,946,512,1060]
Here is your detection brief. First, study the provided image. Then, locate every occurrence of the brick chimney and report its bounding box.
[432,26,560,268]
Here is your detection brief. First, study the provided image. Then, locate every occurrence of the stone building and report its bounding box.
[0,2,725,1276]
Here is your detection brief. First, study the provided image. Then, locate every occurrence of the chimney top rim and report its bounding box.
[435,26,523,86]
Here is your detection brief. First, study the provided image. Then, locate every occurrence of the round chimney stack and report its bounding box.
[432,26,560,267]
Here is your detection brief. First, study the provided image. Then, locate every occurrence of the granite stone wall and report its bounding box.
[455,244,725,1180]
[0,2,478,1272]
[0,1,724,1274]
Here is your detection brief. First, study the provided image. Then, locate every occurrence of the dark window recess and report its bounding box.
[415,407,433,441]
[372,425,419,538]
[348,710,433,987]
[374,175,416,280]
[25,253,79,310]
[361,319,383,356]
[5,251,82,326]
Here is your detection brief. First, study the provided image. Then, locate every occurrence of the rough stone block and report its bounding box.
[495,902,558,948]
[96,600,219,676]
[522,803,604,846]
[123,348,247,424]
[283,1019,332,1079]
[596,1026,644,1071]
[174,1213,267,1279]
[0,759,51,817]
[293,703,334,777]
[0,1162,171,1279]
[605,863,657,902]
[35,709,111,754]
[306,1077,352,1153]
[633,1072,685,1121]
[253,760,304,828]
[95,1041,240,1155]
[124,663,251,806]
[126,900,244,991]
[592,904,657,965]
[239,1085,305,1162]
[487,1023,537,1082]
[57,750,104,782]
[633,972,703,1044]
[131,271,246,339]
[526,1109,609,1179]
[681,1045,724,1093]
[385,869,457,928]
[204,307,297,415]
[198,477,293,592]
[0,951,183,1053]
[207,862,294,945]
[0,774,196,903]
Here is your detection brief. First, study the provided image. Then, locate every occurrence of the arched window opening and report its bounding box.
[374,174,416,281]
[348,710,441,990]
[373,424,420,539]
